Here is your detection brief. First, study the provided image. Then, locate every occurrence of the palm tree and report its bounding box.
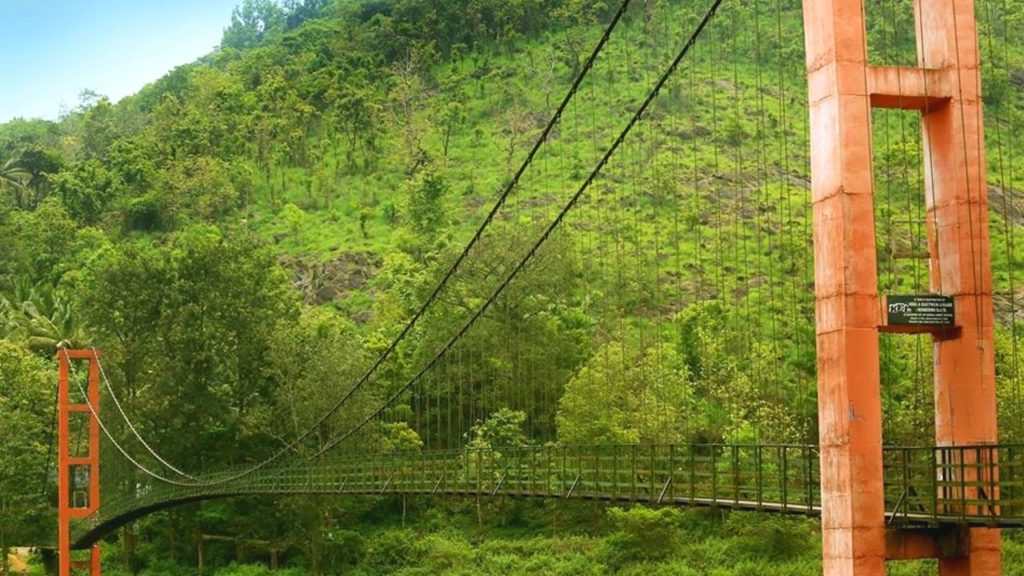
[1,280,84,354]
[0,155,30,208]
[0,297,16,339]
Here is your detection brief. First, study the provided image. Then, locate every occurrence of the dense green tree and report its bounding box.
[0,118,59,158]
[262,307,367,453]
[551,0,610,77]
[556,342,636,445]
[391,223,587,446]
[466,407,530,449]
[78,96,118,160]
[222,0,286,50]
[400,166,448,239]
[282,0,330,29]
[0,198,78,285]
[674,302,808,444]
[50,159,114,225]
[394,166,452,262]
[160,156,240,222]
[557,341,694,445]
[78,227,299,468]
[6,146,62,209]
[333,77,384,168]
[0,341,53,573]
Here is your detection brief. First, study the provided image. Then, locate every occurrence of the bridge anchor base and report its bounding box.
[66,546,100,576]
[887,527,1001,575]
[886,527,966,560]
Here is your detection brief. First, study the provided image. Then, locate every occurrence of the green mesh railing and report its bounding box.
[68,443,1024,548]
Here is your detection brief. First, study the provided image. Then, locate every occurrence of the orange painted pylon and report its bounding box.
[803,0,998,574]
[57,349,102,576]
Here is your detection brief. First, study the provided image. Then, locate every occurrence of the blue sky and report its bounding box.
[0,0,242,123]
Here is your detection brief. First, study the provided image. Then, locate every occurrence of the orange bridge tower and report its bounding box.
[57,349,102,576]
[803,0,998,574]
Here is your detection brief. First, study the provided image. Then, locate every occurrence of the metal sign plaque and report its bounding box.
[886,295,955,326]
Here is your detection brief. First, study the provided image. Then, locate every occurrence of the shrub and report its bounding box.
[121,192,170,231]
[211,563,273,576]
[618,562,702,576]
[476,552,523,573]
[599,507,682,569]
[326,528,366,567]
[524,553,604,576]
[723,513,816,561]
[420,532,473,572]
[360,528,422,574]
[137,559,196,576]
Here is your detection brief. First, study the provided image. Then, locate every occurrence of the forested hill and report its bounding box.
[0,0,641,309]
[2,0,1024,574]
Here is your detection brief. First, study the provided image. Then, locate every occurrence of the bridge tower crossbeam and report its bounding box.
[803,0,998,574]
[57,349,102,576]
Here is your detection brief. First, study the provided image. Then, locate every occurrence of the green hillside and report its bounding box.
[2,0,1023,574]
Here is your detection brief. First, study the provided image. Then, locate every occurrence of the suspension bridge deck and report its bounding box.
[71,443,1024,548]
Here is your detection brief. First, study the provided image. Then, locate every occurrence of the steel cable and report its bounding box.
[314,0,727,458]
[80,0,636,487]
[92,349,197,479]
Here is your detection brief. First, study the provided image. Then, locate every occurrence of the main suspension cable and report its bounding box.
[62,350,208,486]
[78,0,636,487]
[314,0,727,458]
[92,349,197,480]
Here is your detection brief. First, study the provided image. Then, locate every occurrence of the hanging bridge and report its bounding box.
[54,0,1024,573]
[72,443,1024,549]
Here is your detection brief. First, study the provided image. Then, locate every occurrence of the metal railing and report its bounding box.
[883,444,1022,525]
[71,443,1024,548]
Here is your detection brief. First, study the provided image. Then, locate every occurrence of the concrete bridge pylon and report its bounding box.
[802,0,999,574]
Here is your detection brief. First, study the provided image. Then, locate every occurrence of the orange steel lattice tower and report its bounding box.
[803,0,998,574]
[57,349,102,576]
